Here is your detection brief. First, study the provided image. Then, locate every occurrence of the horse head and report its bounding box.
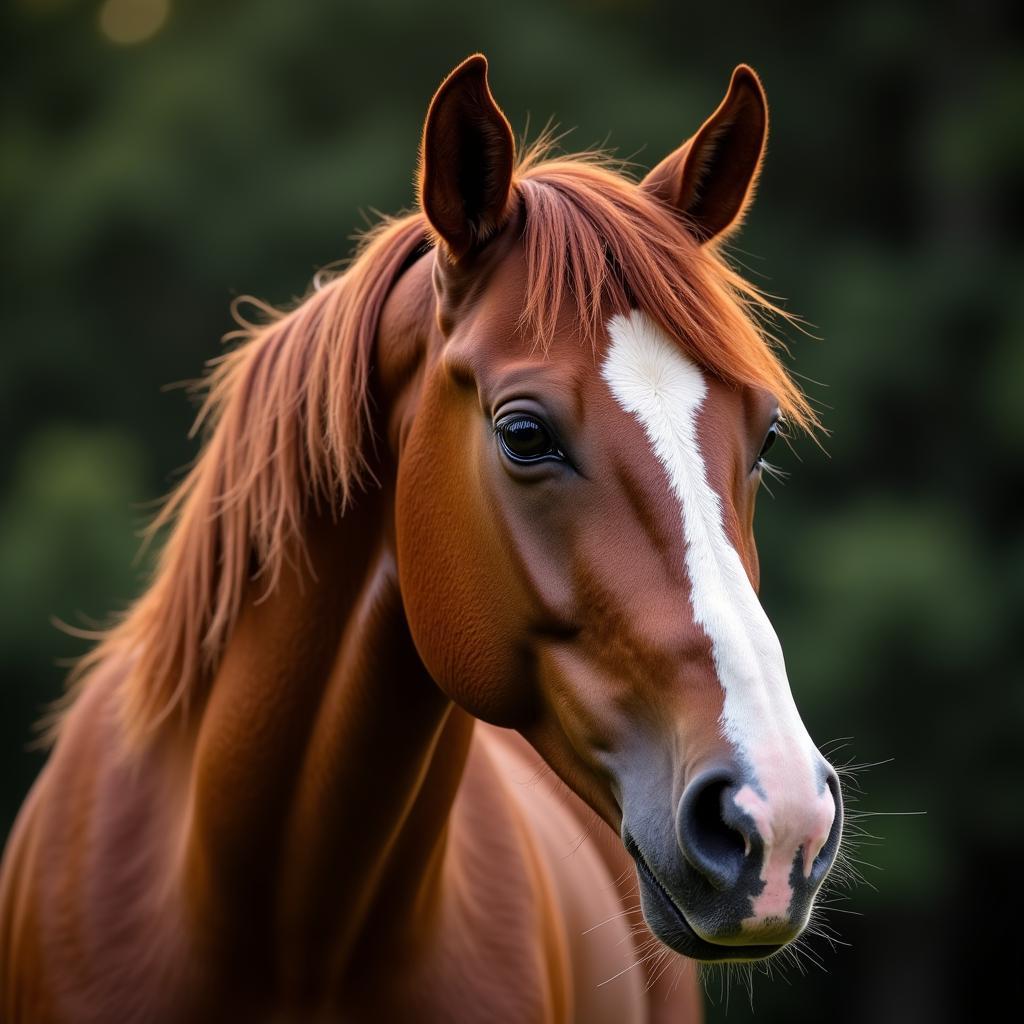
[393,56,842,961]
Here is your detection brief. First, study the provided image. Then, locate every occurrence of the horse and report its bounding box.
[0,55,843,1023]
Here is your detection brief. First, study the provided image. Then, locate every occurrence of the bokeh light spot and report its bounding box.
[98,0,170,46]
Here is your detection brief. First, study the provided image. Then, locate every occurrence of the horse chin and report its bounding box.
[627,836,790,964]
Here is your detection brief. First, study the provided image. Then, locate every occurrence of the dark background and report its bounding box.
[2,1,1022,1019]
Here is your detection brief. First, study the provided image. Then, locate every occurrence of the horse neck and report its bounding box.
[182,467,471,987]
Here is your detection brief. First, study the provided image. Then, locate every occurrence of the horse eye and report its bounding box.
[756,424,779,465]
[496,414,562,463]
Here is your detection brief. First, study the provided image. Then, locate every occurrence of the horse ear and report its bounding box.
[642,65,768,244]
[418,55,516,262]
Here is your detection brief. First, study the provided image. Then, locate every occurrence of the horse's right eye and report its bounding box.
[496,414,564,464]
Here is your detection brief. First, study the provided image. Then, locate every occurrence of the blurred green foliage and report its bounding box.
[2,0,1021,1019]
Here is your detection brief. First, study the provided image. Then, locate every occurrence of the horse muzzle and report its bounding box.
[623,759,843,961]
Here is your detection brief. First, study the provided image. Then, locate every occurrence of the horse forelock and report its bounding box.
[58,146,816,747]
[513,141,817,432]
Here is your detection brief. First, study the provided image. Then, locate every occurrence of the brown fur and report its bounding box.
[64,139,813,753]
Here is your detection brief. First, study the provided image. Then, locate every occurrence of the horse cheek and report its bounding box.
[395,406,533,729]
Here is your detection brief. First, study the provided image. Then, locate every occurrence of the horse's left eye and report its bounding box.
[756,424,779,466]
[496,414,563,463]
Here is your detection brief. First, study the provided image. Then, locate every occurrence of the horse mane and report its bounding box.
[63,144,816,745]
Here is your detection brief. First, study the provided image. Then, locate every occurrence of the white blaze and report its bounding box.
[601,310,833,924]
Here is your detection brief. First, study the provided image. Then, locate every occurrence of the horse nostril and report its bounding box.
[809,765,844,883]
[677,769,750,891]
